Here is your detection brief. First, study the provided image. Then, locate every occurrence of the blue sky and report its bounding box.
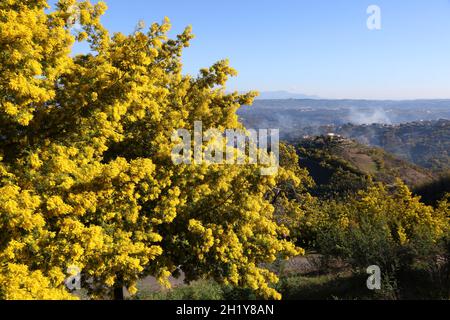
[69,0,450,99]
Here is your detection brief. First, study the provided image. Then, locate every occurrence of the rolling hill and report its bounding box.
[291,135,436,198]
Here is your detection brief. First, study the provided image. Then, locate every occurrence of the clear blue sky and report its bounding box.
[68,0,450,99]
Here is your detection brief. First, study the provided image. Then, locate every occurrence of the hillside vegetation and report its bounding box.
[285,120,450,173]
[335,120,450,172]
[292,135,435,198]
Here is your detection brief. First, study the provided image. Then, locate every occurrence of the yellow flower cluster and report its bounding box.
[0,0,305,300]
[0,264,76,300]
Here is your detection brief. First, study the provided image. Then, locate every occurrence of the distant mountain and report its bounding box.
[292,135,436,198]
[255,91,320,100]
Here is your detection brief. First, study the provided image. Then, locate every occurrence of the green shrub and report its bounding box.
[136,280,224,300]
[135,279,257,300]
[311,182,449,297]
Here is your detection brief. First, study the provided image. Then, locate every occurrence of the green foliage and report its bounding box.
[137,280,225,300]
[135,279,256,300]
[270,143,317,246]
[308,181,450,296]
[296,139,371,198]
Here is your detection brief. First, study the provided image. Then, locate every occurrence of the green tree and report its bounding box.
[314,181,449,291]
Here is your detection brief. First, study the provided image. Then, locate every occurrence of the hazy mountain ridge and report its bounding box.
[238,99,450,173]
[238,99,450,130]
[254,91,320,100]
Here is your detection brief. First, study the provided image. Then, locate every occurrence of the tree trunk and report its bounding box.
[113,285,124,300]
[113,275,124,300]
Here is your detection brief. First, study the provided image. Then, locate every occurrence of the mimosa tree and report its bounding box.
[0,0,308,299]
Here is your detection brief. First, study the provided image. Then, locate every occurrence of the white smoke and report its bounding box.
[347,108,392,125]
